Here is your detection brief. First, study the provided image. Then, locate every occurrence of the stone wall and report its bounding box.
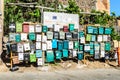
[96,0,110,14]
[58,0,110,14]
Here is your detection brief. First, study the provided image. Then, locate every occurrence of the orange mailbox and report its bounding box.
[117,48,120,66]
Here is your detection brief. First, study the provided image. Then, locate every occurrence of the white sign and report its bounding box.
[43,12,79,29]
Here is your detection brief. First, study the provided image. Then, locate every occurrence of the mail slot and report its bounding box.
[23,23,29,33]
[16,22,22,32]
[29,33,36,41]
[15,34,21,42]
[36,50,42,58]
[54,32,59,39]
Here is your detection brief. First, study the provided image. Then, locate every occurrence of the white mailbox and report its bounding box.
[21,33,27,41]
[35,24,42,32]
[36,42,41,49]
[24,42,30,51]
[42,36,47,42]
[18,53,24,60]
[54,24,60,31]
[69,41,73,49]
[29,25,35,32]
[36,34,41,41]
[47,41,52,49]
[37,58,43,66]
[17,43,24,52]
[42,43,47,51]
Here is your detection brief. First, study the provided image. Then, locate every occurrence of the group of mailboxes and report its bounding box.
[9,22,46,33]
[9,22,82,64]
[9,22,76,33]
[9,32,78,42]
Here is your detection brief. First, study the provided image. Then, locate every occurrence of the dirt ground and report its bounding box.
[1,60,116,72]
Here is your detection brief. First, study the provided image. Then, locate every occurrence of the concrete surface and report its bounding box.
[0,69,120,80]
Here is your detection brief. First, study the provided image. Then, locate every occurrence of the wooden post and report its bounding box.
[0,0,4,61]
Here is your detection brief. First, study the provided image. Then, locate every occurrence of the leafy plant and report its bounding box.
[65,0,80,14]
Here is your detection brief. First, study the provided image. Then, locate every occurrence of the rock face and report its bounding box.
[59,0,110,14]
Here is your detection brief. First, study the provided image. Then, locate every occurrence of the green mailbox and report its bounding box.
[16,22,22,32]
[74,41,79,49]
[105,42,111,51]
[86,34,91,41]
[69,24,74,32]
[46,51,54,62]
[77,51,84,60]
[30,54,36,62]
[62,49,68,58]
[29,33,35,40]
[42,26,48,32]
[15,34,21,42]
[55,51,62,59]
[79,44,84,51]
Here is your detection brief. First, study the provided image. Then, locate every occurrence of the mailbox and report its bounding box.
[16,22,22,32]
[36,50,42,58]
[23,23,29,33]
